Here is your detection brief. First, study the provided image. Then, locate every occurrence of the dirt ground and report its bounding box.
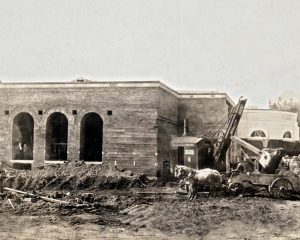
[1,190,300,240]
[1,164,300,240]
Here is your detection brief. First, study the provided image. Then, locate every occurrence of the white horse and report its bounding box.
[174,165,195,195]
[186,168,222,199]
[174,165,193,178]
[175,165,222,199]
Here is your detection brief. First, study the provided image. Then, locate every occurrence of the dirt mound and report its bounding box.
[119,197,295,237]
[5,162,148,191]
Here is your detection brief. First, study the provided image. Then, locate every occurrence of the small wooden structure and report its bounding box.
[171,136,214,170]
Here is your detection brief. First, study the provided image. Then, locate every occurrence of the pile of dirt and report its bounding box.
[118,197,296,237]
[5,162,149,191]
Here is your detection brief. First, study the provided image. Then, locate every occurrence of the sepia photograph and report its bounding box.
[0,1,300,239]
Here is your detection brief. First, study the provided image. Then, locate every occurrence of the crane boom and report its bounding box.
[230,135,261,155]
[213,97,247,171]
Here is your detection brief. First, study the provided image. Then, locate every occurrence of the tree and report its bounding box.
[269,97,300,113]
[269,97,300,128]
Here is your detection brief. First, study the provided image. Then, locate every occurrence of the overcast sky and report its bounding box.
[0,0,300,107]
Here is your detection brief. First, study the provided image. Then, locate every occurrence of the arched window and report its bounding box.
[12,113,34,160]
[46,112,68,160]
[250,130,266,138]
[283,131,292,139]
[80,112,103,161]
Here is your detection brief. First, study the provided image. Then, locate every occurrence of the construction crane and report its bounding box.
[171,97,247,173]
[198,96,247,171]
[212,97,247,171]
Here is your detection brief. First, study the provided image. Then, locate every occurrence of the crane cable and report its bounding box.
[200,104,237,139]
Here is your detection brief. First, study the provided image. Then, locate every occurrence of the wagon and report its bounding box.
[227,172,300,199]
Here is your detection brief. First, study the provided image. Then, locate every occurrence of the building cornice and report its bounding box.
[244,109,298,117]
[0,80,235,106]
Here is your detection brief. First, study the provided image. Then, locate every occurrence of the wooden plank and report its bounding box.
[230,136,261,155]
[4,187,71,204]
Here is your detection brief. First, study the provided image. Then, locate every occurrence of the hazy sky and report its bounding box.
[1,0,300,107]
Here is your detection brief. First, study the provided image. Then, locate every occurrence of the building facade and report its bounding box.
[237,109,299,141]
[0,80,234,176]
[234,108,300,160]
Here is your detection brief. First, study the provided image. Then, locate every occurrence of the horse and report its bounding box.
[185,168,222,200]
[174,165,195,193]
[174,165,193,178]
[175,165,222,199]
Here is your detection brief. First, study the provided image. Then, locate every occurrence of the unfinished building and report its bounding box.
[0,80,234,176]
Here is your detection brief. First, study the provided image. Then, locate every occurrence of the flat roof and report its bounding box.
[244,108,298,116]
[0,79,235,106]
[170,136,204,149]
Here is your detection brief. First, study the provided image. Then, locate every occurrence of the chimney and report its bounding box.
[183,119,189,136]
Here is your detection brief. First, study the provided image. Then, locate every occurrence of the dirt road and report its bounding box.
[205,200,300,240]
[0,191,300,240]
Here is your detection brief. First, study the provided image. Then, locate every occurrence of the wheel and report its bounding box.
[228,182,244,196]
[268,178,293,199]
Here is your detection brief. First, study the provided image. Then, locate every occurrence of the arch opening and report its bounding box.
[80,113,103,161]
[46,112,68,160]
[283,131,292,139]
[250,130,266,138]
[12,113,34,160]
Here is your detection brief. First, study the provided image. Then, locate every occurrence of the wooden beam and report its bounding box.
[230,136,261,155]
[4,187,71,205]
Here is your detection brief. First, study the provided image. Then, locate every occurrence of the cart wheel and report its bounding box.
[228,183,244,196]
[268,178,293,199]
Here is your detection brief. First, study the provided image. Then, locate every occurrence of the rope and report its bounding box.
[200,103,238,139]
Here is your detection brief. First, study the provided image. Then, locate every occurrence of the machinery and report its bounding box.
[211,97,247,171]
[173,96,300,199]
[171,97,248,172]
[227,137,300,198]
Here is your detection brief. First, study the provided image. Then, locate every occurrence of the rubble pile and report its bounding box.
[287,156,300,176]
[278,155,300,177]
[5,162,148,191]
[0,190,135,229]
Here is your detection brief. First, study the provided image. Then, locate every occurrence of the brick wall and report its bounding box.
[0,82,234,176]
[178,97,229,137]
[156,88,178,178]
[0,84,158,175]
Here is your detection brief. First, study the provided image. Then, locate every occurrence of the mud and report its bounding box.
[1,165,300,239]
[1,189,300,239]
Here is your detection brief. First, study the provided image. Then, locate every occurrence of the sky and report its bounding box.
[0,0,300,107]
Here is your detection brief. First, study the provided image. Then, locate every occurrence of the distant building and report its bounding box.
[234,108,300,160]
[237,109,299,141]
